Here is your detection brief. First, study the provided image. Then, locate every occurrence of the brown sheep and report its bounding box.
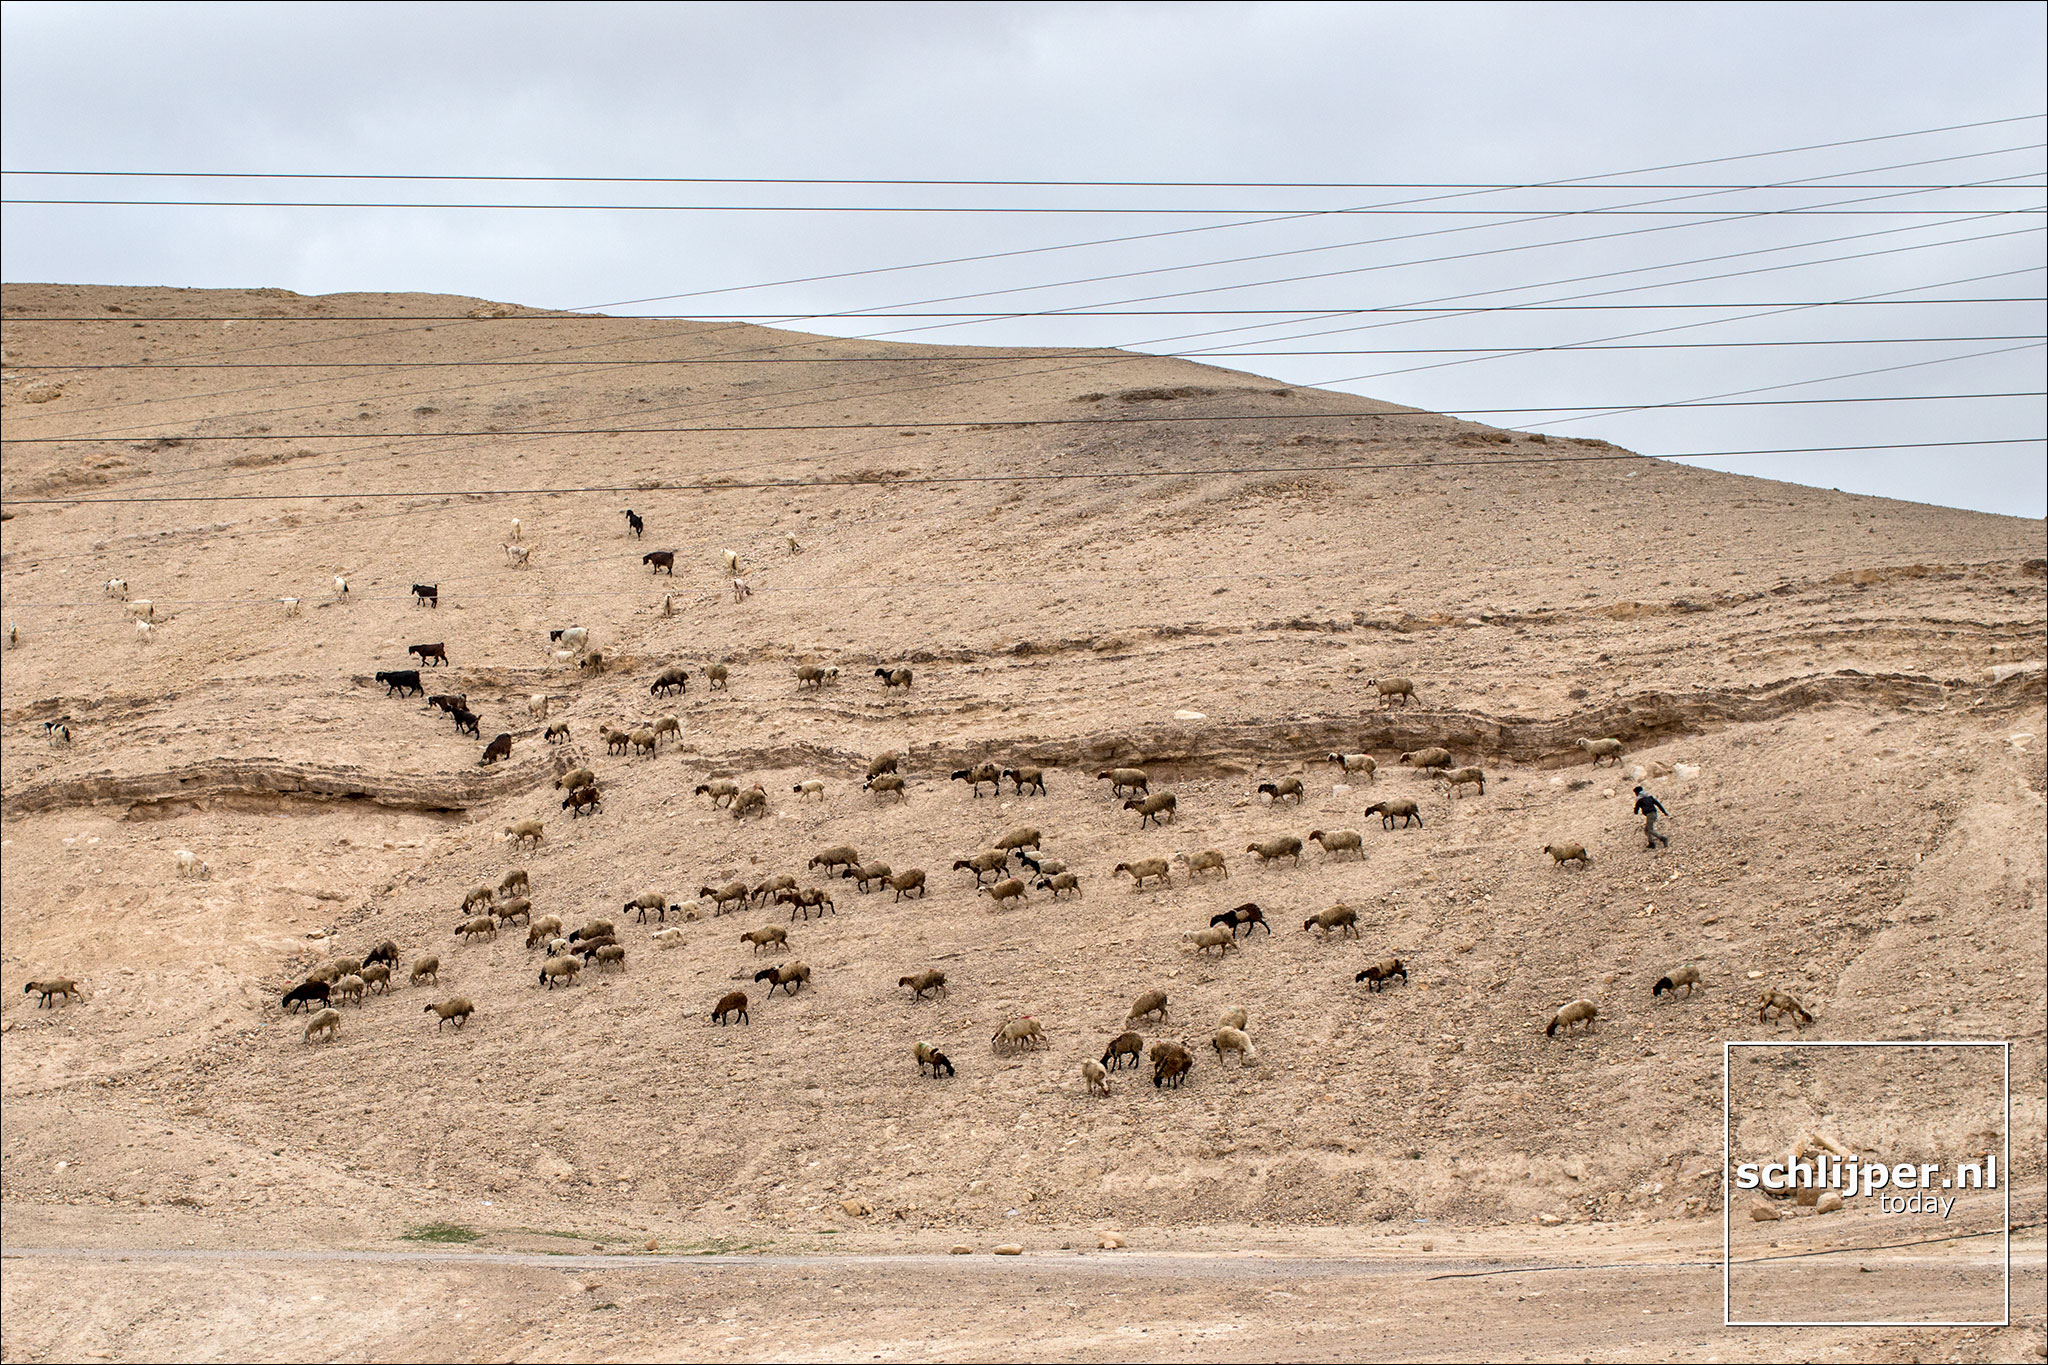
[1368,676,1414,707]
[701,881,750,915]
[695,779,739,808]
[1246,835,1303,865]
[1356,958,1407,992]
[981,877,1028,907]
[1112,858,1171,889]
[953,851,1010,885]
[1256,777,1304,804]
[455,915,497,942]
[1760,990,1815,1029]
[1575,737,1624,766]
[712,990,749,1025]
[863,772,908,800]
[741,926,788,954]
[1546,999,1598,1037]
[1543,842,1592,868]
[887,869,928,900]
[425,997,475,1030]
[409,956,441,986]
[991,1017,1047,1053]
[23,979,82,1008]
[1308,828,1364,858]
[994,826,1042,853]
[1304,904,1360,939]
[809,844,861,874]
[1127,990,1169,1023]
[1398,747,1452,772]
[1436,766,1486,796]
[1177,848,1228,880]
[1364,799,1423,829]
[731,786,768,820]
[1150,1041,1194,1089]
[1125,792,1177,827]
[1100,1030,1144,1070]
[899,970,947,1001]
[1096,767,1148,797]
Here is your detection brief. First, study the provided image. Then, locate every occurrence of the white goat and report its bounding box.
[173,849,209,879]
[134,620,154,641]
[527,693,549,718]
[783,532,803,555]
[104,578,129,599]
[730,577,752,602]
[509,516,523,541]
[281,597,302,617]
[126,600,154,622]
[503,543,531,567]
[332,575,350,598]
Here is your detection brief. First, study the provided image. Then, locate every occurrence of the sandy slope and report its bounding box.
[1,284,2043,1361]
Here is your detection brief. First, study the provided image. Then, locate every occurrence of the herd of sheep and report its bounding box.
[23,506,1823,1102]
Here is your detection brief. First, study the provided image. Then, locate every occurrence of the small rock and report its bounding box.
[1648,760,1674,777]
[1173,710,1206,722]
[993,1243,1024,1256]
[1750,1201,1780,1222]
[840,1198,872,1217]
[1097,1233,1126,1249]
[1536,1213,1563,1226]
[1795,1185,1820,1207]
[949,1244,973,1255]
[644,1239,659,1251]
[1815,1191,1844,1213]
[1673,763,1700,779]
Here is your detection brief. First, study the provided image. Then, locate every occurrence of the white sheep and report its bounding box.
[550,649,576,665]
[558,625,589,654]
[509,516,523,541]
[669,898,705,922]
[784,533,803,555]
[332,575,350,598]
[527,694,549,718]
[134,620,153,641]
[730,577,751,602]
[173,849,209,879]
[104,578,129,599]
[126,600,154,622]
[651,927,686,949]
[793,778,826,801]
[281,597,301,617]
[722,548,742,574]
[503,543,531,567]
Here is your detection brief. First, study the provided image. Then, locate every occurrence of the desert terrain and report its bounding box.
[1,283,2042,1361]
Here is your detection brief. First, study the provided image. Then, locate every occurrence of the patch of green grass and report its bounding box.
[401,1222,481,1244]
[513,1227,618,1245]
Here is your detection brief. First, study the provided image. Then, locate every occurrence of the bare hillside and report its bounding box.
[2,284,2043,1360]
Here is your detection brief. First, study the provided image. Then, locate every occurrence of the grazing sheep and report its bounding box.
[1112,858,1171,889]
[1367,675,1414,707]
[623,509,643,538]
[480,732,513,766]
[1304,904,1360,939]
[282,596,303,616]
[364,940,400,969]
[864,772,907,801]
[1218,1006,1247,1031]
[916,1042,955,1078]
[126,600,155,622]
[731,786,768,819]
[899,970,947,1001]
[627,727,657,758]
[527,693,552,719]
[173,848,209,879]
[625,891,670,924]
[591,944,627,971]
[1035,871,1082,898]
[1101,1031,1144,1070]
[1125,792,1177,827]
[1082,1058,1111,1096]
[1210,903,1270,937]
[991,822,1040,855]
[1546,999,1599,1037]
[723,548,742,574]
[105,577,129,600]
[1653,965,1703,998]
[784,532,804,555]
[751,875,798,904]
[866,753,900,779]
[706,663,729,689]
[1760,990,1814,1029]
[411,584,438,608]
[1096,767,1149,797]
[305,963,343,986]
[1150,1041,1194,1089]
[875,667,914,690]
[448,707,482,739]
[330,957,364,980]
[729,576,752,602]
[1435,766,1486,796]
[695,779,740,807]
[462,885,495,912]
[360,963,394,995]
[712,990,749,1025]
[601,726,630,756]
[1308,828,1364,858]
[951,763,1002,797]
[981,877,1027,907]
[701,881,749,915]
[44,720,72,745]
[134,619,154,641]
[504,541,531,567]
[1246,835,1304,865]
[555,626,590,655]
[455,915,497,943]
[778,886,837,921]
[844,862,893,892]
[1356,958,1407,992]
[1257,777,1305,804]
[1212,1026,1256,1066]
[537,956,582,989]
[562,786,602,817]
[953,850,1010,885]
[333,975,366,1007]
[544,720,571,744]
[1188,925,1239,956]
[643,550,676,575]
[1575,737,1624,766]
[755,961,811,997]
[1543,842,1592,868]
[280,980,329,1013]
[409,956,440,986]
[376,669,424,698]
[425,997,475,1030]
[1327,752,1377,781]
[568,920,616,945]
[1398,747,1452,772]
[1127,990,1169,1023]
[303,1008,342,1043]
[651,666,690,696]
[525,917,564,949]
[1001,766,1046,795]
[21,979,82,1008]
[991,1017,1047,1053]
[887,868,928,900]
[795,664,836,689]
[809,845,862,875]
[408,641,447,667]
[428,692,468,714]
[1016,850,1066,877]
[332,575,349,598]
[1175,849,1228,880]
[792,778,826,801]
[1364,799,1423,829]
[651,927,686,949]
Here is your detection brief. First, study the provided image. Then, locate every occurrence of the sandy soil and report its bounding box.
[1,284,2043,1361]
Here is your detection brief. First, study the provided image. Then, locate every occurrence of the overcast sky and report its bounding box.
[3,1,2043,518]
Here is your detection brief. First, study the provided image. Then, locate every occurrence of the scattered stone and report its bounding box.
[1815,1191,1844,1214]
[1795,1184,1819,1207]
[840,1198,872,1217]
[1673,763,1700,779]
[993,1243,1024,1256]
[949,1244,973,1255]
[644,1239,659,1251]
[1097,1233,1126,1249]
[1173,710,1206,721]
[1536,1213,1563,1226]
[1750,1201,1780,1222]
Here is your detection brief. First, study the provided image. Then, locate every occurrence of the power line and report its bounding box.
[3,439,2037,507]
[12,336,2041,369]
[12,195,2044,214]
[8,393,2040,446]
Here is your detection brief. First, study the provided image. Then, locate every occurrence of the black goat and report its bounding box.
[376,669,423,697]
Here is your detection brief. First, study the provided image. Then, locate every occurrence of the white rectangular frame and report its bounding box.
[1722,1038,2010,1328]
